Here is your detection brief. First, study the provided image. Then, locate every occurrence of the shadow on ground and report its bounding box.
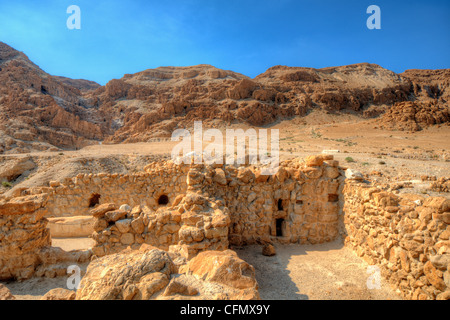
[234,239,402,300]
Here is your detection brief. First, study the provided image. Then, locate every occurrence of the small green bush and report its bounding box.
[345,157,355,163]
[2,181,12,188]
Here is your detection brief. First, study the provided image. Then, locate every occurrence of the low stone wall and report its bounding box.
[90,193,230,259]
[343,181,450,300]
[9,161,189,218]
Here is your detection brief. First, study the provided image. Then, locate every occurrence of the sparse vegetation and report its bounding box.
[332,138,357,147]
[345,157,355,163]
[2,181,12,188]
[311,129,322,139]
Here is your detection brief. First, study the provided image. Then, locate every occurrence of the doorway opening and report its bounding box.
[276,218,284,237]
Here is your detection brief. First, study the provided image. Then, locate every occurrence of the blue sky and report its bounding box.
[0,0,449,85]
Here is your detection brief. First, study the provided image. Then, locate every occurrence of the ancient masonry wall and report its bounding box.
[0,193,51,280]
[187,155,343,246]
[10,161,189,218]
[342,181,450,300]
[0,193,92,280]
[90,155,344,257]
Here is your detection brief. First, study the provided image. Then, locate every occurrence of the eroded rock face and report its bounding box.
[1,41,449,153]
[0,42,104,154]
[75,247,259,300]
[379,101,450,132]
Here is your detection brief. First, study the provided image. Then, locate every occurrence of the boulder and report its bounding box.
[90,203,118,218]
[76,248,176,300]
[41,288,76,300]
[0,157,35,182]
[75,248,260,300]
[262,244,276,257]
[186,250,258,291]
[345,169,364,181]
[0,284,15,300]
[305,155,324,167]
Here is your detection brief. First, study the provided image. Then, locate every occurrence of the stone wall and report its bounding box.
[342,181,450,300]
[187,155,343,246]
[0,193,92,281]
[0,193,51,280]
[9,161,189,218]
[90,155,345,256]
[90,194,230,259]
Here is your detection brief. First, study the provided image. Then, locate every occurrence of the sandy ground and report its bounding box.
[51,237,95,252]
[235,241,402,300]
[1,237,94,300]
[1,115,449,197]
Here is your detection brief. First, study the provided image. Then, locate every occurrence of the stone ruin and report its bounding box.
[0,155,448,300]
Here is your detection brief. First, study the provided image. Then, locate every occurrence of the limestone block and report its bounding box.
[47,216,94,238]
[116,219,132,234]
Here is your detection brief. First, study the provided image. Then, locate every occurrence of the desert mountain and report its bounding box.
[0,42,105,153]
[0,41,448,153]
[52,76,101,92]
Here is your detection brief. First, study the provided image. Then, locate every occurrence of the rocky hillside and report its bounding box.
[0,42,105,153]
[52,76,101,92]
[0,42,448,153]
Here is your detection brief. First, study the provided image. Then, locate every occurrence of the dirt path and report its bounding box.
[234,240,402,300]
